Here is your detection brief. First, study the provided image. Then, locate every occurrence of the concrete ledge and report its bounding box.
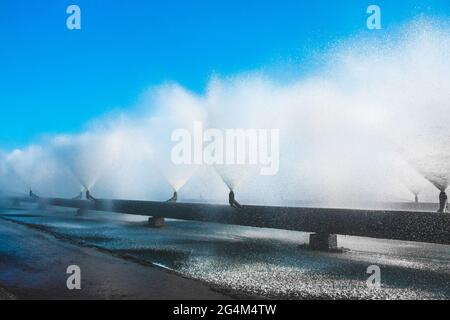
[8,196,450,245]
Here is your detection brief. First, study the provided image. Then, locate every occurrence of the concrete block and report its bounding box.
[148,217,165,228]
[309,233,338,251]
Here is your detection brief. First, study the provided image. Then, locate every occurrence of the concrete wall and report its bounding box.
[24,197,450,245]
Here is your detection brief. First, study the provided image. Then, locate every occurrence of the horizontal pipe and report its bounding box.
[8,196,449,246]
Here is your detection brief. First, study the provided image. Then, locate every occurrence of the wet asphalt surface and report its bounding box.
[0,204,449,300]
[0,217,232,300]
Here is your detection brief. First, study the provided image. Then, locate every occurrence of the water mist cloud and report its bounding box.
[0,18,448,206]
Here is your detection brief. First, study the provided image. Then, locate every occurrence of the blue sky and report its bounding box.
[0,0,449,148]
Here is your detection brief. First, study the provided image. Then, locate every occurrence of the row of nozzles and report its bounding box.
[28,189,447,213]
[166,190,242,208]
[29,189,243,209]
[71,190,96,201]
[29,189,96,201]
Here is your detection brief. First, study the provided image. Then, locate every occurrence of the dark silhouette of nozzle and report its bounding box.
[166,191,177,203]
[438,190,448,213]
[229,190,242,209]
[86,190,96,201]
[29,190,39,200]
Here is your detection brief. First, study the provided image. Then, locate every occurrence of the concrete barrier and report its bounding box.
[7,196,450,246]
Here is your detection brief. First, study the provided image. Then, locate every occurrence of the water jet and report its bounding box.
[72,192,83,200]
